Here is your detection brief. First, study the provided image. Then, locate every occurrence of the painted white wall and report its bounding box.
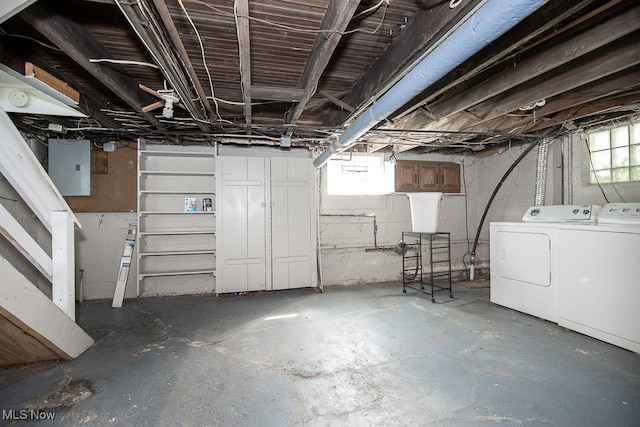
[318,141,566,286]
[74,130,640,297]
[75,212,138,301]
[319,152,475,286]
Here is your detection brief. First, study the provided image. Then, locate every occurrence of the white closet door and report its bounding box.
[219,156,268,293]
[270,157,317,290]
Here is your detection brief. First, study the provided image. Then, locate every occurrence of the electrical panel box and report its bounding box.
[48,138,91,196]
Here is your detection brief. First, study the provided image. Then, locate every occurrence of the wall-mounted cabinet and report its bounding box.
[137,143,216,296]
[395,160,460,193]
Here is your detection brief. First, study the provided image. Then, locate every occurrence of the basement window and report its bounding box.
[327,153,394,195]
[588,123,640,184]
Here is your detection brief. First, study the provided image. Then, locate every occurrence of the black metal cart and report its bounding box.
[401,231,453,302]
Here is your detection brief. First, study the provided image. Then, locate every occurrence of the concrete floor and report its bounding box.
[1,282,639,426]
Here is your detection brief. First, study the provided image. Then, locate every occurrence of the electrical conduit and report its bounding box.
[313,0,548,168]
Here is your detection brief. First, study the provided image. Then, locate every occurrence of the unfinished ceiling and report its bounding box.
[0,0,638,155]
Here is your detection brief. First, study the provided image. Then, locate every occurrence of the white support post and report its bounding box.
[52,211,75,321]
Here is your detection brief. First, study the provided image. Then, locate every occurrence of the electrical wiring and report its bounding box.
[176,0,221,123]
[582,133,610,203]
[88,58,159,68]
[353,0,388,20]
[0,27,61,51]
[189,0,389,37]
[344,1,389,35]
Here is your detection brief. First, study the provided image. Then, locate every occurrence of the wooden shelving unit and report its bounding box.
[137,143,217,296]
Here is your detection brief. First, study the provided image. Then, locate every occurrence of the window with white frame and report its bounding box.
[587,122,640,184]
[326,153,395,195]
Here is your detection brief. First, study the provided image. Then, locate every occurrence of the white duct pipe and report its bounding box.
[314,0,548,168]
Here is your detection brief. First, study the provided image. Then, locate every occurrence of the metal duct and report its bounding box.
[534,138,550,206]
[313,0,548,168]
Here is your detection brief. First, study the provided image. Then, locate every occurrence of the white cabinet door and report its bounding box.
[218,155,317,294]
[270,157,317,290]
[219,156,268,293]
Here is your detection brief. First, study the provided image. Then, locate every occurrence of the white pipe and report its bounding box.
[314,0,548,168]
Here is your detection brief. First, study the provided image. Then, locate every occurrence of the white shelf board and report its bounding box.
[139,211,216,215]
[140,190,215,195]
[139,269,216,278]
[139,250,216,256]
[140,150,215,157]
[138,229,216,236]
[140,170,215,176]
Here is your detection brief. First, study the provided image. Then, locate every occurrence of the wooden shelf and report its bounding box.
[140,250,216,256]
[138,230,216,236]
[140,150,214,157]
[139,211,215,215]
[140,269,216,278]
[140,170,215,176]
[140,190,215,195]
[137,143,217,295]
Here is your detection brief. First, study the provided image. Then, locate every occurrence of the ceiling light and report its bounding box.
[158,90,179,118]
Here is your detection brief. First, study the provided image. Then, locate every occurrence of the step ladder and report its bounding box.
[112,222,137,308]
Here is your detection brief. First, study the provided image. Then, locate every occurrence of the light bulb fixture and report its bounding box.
[158,90,180,118]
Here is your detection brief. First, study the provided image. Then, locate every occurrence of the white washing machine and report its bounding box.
[491,203,640,353]
[490,205,599,323]
[557,203,640,353]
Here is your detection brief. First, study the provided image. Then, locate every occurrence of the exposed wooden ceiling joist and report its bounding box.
[234,0,252,125]
[151,0,215,124]
[393,35,640,152]
[19,1,161,127]
[284,0,360,125]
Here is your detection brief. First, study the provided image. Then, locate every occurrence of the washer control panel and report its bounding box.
[597,203,640,225]
[522,205,600,222]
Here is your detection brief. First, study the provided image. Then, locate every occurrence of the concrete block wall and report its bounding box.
[75,212,138,301]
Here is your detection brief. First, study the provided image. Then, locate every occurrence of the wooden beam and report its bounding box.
[19,2,161,126]
[318,90,355,113]
[284,0,360,125]
[252,86,306,102]
[392,35,640,153]
[150,0,215,122]
[24,62,80,104]
[323,0,483,127]
[384,0,597,126]
[466,37,640,125]
[234,0,252,125]
[464,68,640,136]
[0,44,121,128]
[428,5,640,122]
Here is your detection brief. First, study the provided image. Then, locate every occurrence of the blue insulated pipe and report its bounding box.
[313,0,548,168]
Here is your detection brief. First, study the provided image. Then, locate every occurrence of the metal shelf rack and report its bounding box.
[401,231,453,302]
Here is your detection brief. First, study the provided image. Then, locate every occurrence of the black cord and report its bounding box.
[471,140,541,260]
[462,156,471,254]
[582,137,610,204]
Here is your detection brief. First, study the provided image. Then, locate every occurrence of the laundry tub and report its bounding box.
[406,192,442,232]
